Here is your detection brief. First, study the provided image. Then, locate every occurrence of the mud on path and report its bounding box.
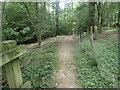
[55,35,82,88]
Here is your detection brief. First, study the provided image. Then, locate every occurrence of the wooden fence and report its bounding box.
[0,40,31,88]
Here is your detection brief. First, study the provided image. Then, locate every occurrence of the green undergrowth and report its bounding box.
[74,36,118,88]
[19,42,58,88]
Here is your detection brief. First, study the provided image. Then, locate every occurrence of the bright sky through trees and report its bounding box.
[59,2,65,9]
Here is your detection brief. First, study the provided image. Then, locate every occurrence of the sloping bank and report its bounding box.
[74,36,118,88]
[19,42,58,88]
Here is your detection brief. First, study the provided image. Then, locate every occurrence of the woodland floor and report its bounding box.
[1,30,117,88]
[55,35,82,88]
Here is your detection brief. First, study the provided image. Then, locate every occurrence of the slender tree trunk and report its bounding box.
[55,0,59,35]
[90,26,94,58]
[100,12,103,33]
[35,2,42,45]
[97,2,102,34]
[79,29,82,42]
[22,2,42,45]
[0,2,2,82]
[118,2,120,26]
[89,2,95,59]
[35,30,41,45]
[0,2,2,42]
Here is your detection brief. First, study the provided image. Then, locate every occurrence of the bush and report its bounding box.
[2,27,36,44]
[2,28,19,40]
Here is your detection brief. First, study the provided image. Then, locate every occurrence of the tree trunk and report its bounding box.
[89,2,96,60]
[90,26,94,58]
[100,13,103,33]
[36,2,42,45]
[118,2,120,26]
[0,2,2,42]
[36,30,41,45]
[55,0,59,35]
[96,2,102,34]
[79,30,82,42]
[22,2,42,45]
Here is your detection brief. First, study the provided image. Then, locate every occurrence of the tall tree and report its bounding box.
[21,2,42,45]
[96,2,102,33]
[118,2,120,26]
[75,3,89,42]
[55,0,59,35]
[0,2,2,42]
[96,2,108,34]
[89,2,96,64]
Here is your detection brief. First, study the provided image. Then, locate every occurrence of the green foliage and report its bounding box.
[2,2,119,44]
[2,28,19,40]
[94,37,118,87]
[3,3,29,29]
[19,43,58,88]
[2,3,36,43]
[2,2,57,43]
[20,27,30,35]
[74,36,118,88]
[75,3,89,33]
[2,27,36,43]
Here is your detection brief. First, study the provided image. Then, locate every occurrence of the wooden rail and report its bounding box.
[0,40,31,88]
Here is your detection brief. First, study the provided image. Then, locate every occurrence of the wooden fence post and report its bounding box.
[1,40,31,88]
[5,58,23,88]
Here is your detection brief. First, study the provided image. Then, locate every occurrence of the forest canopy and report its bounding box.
[1,1,119,44]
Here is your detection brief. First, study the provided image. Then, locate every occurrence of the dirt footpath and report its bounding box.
[56,35,82,88]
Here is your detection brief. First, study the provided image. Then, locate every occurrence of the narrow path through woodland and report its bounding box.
[55,35,82,88]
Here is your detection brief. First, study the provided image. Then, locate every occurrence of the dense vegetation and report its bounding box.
[19,43,58,88]
[1,2,75,44]
[1,2,119,44]
[74,33,118,88]
[0,0,119,88]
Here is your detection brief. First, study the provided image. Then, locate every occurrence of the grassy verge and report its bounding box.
[19,42,58,88]
[74,36,118,88]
